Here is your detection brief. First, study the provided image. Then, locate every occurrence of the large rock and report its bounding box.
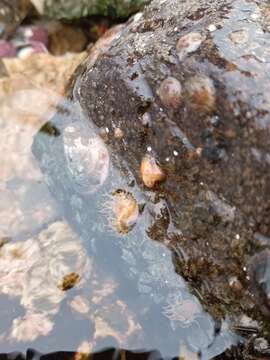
[74,0,270,318]
[33,0,270,357]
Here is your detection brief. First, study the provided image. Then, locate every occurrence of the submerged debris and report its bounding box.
[58,272,80,291]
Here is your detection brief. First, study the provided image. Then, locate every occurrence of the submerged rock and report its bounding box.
[33,0,270,357]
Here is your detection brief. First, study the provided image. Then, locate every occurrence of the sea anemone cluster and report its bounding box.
[162,292,215,352]
[103,189,139,234]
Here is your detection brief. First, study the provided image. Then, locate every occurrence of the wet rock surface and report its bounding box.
[32,0,270,358]
[73,0,270,322]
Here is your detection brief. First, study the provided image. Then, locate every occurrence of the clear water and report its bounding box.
[0,86,238,359]
[3,0,270,356]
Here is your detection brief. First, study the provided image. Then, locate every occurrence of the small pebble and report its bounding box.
[0,40,16,58]
[21,26,49,47]
[114,127,124,139]
[58,272,80,291]
[17,41,48,59]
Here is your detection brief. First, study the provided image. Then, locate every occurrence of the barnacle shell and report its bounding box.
[157,77,182,109]
[63,123,109,194]
[109,190,139,234]
[140,154,166,188]
[185,75,216,115]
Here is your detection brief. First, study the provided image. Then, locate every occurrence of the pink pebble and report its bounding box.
[24,26,49,47]
[17,41,48,59]
[0,40,16,58]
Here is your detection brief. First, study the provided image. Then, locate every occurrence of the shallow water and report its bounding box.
[3,0,270,357]
[0,83,239,359]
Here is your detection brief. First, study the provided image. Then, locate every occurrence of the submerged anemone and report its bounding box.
[63,123,110,194]
[103,190,139,234]
[163,293,201,327]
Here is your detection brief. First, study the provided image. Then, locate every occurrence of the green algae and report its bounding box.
[43,0,150,19]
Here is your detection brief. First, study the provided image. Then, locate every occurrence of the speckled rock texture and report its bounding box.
[73,0,270,318]
[33,0,149,19]
[75,0,270,340]
[33,0,270,357]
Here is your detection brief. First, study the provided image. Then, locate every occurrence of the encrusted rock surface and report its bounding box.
[33,0,270,357]
[72,0,270,324]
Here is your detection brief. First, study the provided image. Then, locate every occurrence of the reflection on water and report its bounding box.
[0,83,237,358]
[4,0,270,356]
